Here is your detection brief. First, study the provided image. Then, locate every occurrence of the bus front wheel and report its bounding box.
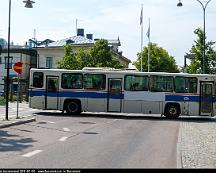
[65,100,81,115]
[164,105,180,119]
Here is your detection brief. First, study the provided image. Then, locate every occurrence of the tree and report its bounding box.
[133,43,179,73]
[56,39,126,70]
[56,44,80,70]
[186,28,216,74]
[90,39,126,69]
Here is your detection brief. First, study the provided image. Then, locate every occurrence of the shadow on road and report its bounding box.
[0,130,36,152]
[34,111,216,123]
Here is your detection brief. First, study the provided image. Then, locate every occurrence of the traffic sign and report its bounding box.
[13,62,23,74]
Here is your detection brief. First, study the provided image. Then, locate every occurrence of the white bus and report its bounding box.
[29,68,216,118]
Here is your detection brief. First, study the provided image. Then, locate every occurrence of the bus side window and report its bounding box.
[62,73,83,89]
[125,75,148,91]
[48,79,57,92]
[84,74,106,90]
[215,83,216,96]
[174,77,197,93]
[33,72,43,88]
[62,78,68,88]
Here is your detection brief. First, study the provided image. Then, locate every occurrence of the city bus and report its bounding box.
[29,68,216,118]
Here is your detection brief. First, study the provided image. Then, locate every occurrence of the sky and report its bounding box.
[0,0,216,68]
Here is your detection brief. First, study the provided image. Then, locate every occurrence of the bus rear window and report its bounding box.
[33,72,43,88]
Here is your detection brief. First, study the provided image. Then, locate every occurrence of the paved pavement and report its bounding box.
[0,102,36,129]
[178,117,216,168]
[1,102,216,168]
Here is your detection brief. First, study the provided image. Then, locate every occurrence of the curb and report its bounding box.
[0,116,36,129]
[177,122,183,168]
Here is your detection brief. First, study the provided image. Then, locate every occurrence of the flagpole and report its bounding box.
[140,4,143,72]
[147,18,150,72]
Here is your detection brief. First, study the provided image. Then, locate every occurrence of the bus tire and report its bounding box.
[164,104,180,119]
[65,100,81,115]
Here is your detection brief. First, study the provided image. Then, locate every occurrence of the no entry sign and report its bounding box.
[13,62,23,74]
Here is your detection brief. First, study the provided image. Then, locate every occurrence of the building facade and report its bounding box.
[34,29,131,69]
[0,47,37,95]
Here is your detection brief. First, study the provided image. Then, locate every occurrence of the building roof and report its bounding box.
[112,51,131,63]
[32,35,131,64]
[45,36,94,48]
[108,39,121,46]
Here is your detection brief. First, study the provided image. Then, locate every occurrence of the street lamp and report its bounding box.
[177,0,212,74]
[5,0,35,121]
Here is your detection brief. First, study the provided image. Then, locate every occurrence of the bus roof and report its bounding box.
[30,68,216,78]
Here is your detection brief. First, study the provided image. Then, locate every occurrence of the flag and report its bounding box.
[140,5,143,25]
[146,18,150,39]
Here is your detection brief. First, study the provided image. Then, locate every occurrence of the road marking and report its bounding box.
[22,150,42,157]
[58,136,68,142]
[63,128,70,132]
[45,121,56,124]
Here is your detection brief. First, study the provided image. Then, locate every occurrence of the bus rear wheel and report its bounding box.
[164,105,180,119]
[65,100,81,115]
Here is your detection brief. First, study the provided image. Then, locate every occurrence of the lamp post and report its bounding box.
[177,0,212,74]
[5,0,35,121]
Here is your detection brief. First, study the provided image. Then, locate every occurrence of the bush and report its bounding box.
[0,97,6,105]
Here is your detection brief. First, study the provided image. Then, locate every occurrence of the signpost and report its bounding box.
[13,62,23,119]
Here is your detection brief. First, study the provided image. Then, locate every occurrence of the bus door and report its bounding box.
[200,82,213,116]
[45,76,59,110]
[108,78,122,112]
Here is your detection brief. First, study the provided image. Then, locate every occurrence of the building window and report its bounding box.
[46,57,53,69]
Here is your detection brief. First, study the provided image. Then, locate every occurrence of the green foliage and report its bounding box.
[186,28,216,74]
[0,97,6,105]
[56,39,126,70]
[133,43,179,73]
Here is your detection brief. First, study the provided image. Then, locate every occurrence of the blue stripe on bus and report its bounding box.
[29,90,123,99]
[166,95,216,102]
[29,90,46,97]
[59,91,108,99]
[30,91,215,102]
[165,95,200,102]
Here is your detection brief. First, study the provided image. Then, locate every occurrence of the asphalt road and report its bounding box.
[0,112,180,168]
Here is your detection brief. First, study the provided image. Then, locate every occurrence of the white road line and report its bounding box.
[22,150,43,157]
[58,136,68,142]
[45,121,56,124]
[63,128,70,132]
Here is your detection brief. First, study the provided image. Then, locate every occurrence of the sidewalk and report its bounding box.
[178,117,216,168]
[0,102,36,129]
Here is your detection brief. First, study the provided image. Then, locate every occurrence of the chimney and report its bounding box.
[77,28,84,37]
[86,34,93,40]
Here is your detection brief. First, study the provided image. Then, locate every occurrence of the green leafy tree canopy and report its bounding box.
[56,39,126,70]
[186,28,216,74]
[133,43,179,73]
